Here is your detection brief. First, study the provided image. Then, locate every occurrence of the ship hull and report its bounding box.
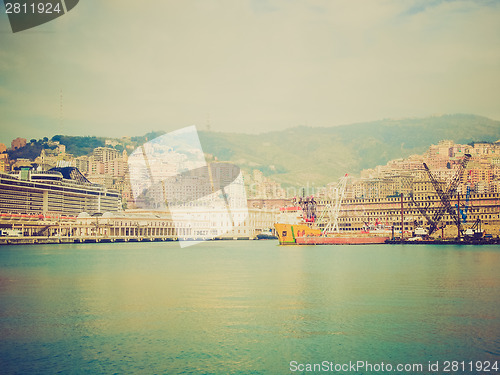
[274,223,389,245]
[296,236,388,245]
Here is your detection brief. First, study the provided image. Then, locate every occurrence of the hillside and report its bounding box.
[8,114,500,187]
[198,114,500,186]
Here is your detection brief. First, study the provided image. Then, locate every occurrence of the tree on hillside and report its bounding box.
[51,135,106,156]
[8,143,44,161]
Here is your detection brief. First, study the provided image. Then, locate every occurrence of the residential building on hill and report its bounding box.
[352,140,500,199]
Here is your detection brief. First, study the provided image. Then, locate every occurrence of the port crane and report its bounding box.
[321,174,348,234]
[423,154,471,235]
[456,171,472,223]
[398,174,435,232]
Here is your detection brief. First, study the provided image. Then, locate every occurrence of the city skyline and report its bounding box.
[1,1,500,143]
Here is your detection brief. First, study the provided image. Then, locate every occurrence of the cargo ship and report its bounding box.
[274,179,390,245]
[274,222,390,245]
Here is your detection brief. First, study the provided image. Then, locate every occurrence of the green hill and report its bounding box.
[198,114,500,186]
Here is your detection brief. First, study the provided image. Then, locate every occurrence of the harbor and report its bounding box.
[1,139,500,248]
[272,152,500,245]
[1,175,499,247]
[2,2,500,373]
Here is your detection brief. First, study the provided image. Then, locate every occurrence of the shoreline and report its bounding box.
[2,236,500,246]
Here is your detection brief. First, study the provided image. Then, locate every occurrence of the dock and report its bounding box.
[385,238,500,245]
[0,235,259,246]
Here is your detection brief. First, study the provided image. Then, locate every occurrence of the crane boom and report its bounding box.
[322,174,348,234]
[410,193,435,228]
[423,154,471,235]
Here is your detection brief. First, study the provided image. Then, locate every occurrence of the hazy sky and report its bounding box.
[1,0,499,144]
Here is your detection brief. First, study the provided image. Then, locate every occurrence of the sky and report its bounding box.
[0,0,500,144]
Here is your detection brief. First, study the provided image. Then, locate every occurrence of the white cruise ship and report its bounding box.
[0,167,121,217]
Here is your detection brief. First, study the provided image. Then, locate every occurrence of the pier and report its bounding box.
[0,208,279,246]
[385,237,500,245]
[0,235,255,246]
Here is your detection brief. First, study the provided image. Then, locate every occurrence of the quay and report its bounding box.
[385,237,500,245]
[0,209,279,246]
[0,235,255,246]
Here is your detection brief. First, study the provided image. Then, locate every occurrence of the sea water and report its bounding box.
[0,241,499,374]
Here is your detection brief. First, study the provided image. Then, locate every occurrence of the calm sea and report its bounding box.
[0,241,499,374]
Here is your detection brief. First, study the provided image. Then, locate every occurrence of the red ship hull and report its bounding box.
[295,236,389,245]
